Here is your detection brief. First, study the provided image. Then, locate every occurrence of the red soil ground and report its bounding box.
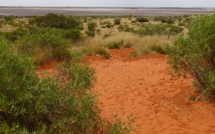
[84,48,215,134]
[37,48,215,134]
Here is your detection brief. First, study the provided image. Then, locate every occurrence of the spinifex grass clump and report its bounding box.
[105,40,124,49]
[129,36,171,57]
[81,45,110,59]
[168,13,215,98]
[0,37,131,133]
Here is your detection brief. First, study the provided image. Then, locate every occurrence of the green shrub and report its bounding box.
[118,25,124,31]
[29,13,81,29]
[4,16,14,22]
[17,29,70,64]
[0,38,94,133]
[64,28,82,41]
[106,24,113,28]
[167,13,215,98]
[114,17,121,25]
[0,38,130,133]
[154,16,174,24]
[86,22,97,37]
[136,17,149,23]
[169,25,183,35]
[134,24,183,36]
[124,26,134,32]
[101,21,113,28]
[134,24,167,35]
[131,20,137,23]
[3,28,28,42]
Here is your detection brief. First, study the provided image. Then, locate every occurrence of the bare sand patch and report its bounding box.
[37,48,215,133]
[87,48,215,134]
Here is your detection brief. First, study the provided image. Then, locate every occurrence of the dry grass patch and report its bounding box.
[0,24,17,32]
[129,35,175,57]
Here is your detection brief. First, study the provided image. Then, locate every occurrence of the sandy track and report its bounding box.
[85,48,215,134]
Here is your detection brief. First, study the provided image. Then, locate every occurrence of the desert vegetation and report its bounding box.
[0,14,135,133]
[2,12,213,133]
[0,14,192,60]
[168,13,215,99]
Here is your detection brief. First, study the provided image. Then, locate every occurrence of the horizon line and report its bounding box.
[0,6,214,9]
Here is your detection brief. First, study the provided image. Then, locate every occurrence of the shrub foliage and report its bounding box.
[0,38,130,133]
[29,13,81,29]
[17,28,71,64]
[114,17,121,25]
[86,22,97,37]
[136,17,149,23]
[168,13,215,98]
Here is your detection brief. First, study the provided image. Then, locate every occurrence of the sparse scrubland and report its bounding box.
[2,12,214,133]
[0,14,134,133]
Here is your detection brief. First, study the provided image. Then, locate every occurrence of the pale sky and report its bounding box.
[1,0,215,7]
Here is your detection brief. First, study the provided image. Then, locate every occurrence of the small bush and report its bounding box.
[131,20,137,23]
[101,21,113,28]
[86,22,97,37]
[114,17,121,25]
[134,24,167,35]
[17,29,70,64]
[64,28,82,41]
[169,25,183,35]
[134,24,183,36]
[4,16,14,22]
[106,24,113,28]
[29,13,81,29]
[118,25,124,31]
[0,37,130,133]
[136,17,149,23]
[0,38,94,133]
[154,16,174,24]
[167,13,215,98]
[3,28,28,42]
[124,26,134,32]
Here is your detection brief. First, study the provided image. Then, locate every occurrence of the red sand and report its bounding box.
[37,48,215,133]
[85,48,215,134]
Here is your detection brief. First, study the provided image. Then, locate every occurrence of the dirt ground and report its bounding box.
[84,48,215,134]
[37,48,215,134]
